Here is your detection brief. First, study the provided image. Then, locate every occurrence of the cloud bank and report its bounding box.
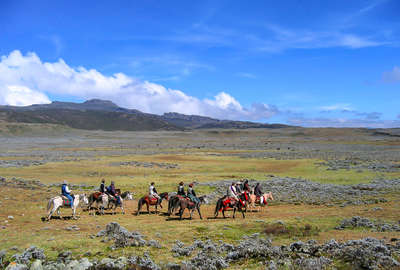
[0,50,277,120]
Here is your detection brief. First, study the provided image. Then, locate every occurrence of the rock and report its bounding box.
[57,251,72,263]
[5,263,28,270]
[8,216,14,220]
[29,260,43,270]
[14,247,45,265]
[65,258,92,270]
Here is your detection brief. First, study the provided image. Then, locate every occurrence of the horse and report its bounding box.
[107,191,133,215]
[168,194,184,216]
[46,194,88,221]
[87,192,108,215]
[171,195,208,220]
[136,192,169,215]
[249,191,274,212]
[214,192,247,219]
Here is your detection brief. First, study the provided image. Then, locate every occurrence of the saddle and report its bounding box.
[144,196,158,204]
[61,194,74,206]
[93,192,102,200]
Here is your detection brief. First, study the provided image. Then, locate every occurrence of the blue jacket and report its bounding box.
[61,184,70,195]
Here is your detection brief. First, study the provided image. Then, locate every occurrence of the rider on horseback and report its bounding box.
[99,179,106,194]
[187,183,200,204]
[61,180,73,208]
[107,181,121,205]
[177,181,185,196]
[227,182,239,201]
[254,183,264,204]
[236,181,242,193]
[149,182,160,203]
[242,179,251,193]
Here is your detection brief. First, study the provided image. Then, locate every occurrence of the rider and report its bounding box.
[242,179,251,193]
[236,181,243,193]
[149,182,160,203]
[227,182,239,201]
[107,181,121,205]
[187,183,200,204]
[99,179,106,194]
[254,182,264,204]
[177,181,185,196]
[61,180,74,208]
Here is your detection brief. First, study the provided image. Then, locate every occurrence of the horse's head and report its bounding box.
[80,194,89,205]
[199,196,208,204]
[126,192,133,200]
[160,192,169,200]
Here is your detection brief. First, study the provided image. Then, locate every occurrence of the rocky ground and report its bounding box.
[2,222,400,270]
[1,128,400,269]
[201,177,400,206]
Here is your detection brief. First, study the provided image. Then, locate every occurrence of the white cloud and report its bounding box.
[1,85,50,106]
[0,50,278,121]
[288,117,400,128]
[319,103,354,112]
[382,66,400,83]
[236,72,256,79]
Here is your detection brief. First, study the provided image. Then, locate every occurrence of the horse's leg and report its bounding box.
[179,206,184,220]
[233,207,236,219]
[222,209,226,219]
[47,203,57,221]
[241,207,245,218]
[197,206,202,220]
[136,200,142,216]
[121,203,125,215]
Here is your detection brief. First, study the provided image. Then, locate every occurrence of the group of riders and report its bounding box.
[60,178,268,210]
[61,179,121,208]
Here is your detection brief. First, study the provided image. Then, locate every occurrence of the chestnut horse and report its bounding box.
[136,192,168,215]
[249,192,274,212]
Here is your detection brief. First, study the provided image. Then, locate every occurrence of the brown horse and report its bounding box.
[169,195,207,220]
[136,192,169,215]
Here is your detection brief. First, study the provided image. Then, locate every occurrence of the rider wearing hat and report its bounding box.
[187,183,200,204]
[177,181,185,196]
[61,180,74,208]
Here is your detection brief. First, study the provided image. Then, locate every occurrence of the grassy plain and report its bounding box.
[0,126,399,268]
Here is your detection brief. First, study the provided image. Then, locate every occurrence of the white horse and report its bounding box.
[249,191,274,212]
[107,191,133,215]
[46,194,88,221]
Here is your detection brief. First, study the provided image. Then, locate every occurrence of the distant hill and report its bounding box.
[0,99,291,131]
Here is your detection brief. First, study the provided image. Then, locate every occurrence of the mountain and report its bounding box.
[0,99,291,131]
[161,112,221,128]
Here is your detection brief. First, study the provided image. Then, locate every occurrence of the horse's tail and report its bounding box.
[214,199,222,217]
[136,198,143,215]
[167,197,175,215]
[47,198,54,214]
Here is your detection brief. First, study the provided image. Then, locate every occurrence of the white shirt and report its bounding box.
[149,185,156,195]
[65,185,71,193]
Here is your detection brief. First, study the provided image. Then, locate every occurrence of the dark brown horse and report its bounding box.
[168,195,207,220]
[136,192,169,215]
[214,192,248,219]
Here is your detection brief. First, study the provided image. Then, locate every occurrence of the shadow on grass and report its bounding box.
[41,216,79,222]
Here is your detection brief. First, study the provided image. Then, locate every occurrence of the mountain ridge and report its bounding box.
[0,99,291,131]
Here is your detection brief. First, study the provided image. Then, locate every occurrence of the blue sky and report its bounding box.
[1,0,399,127]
